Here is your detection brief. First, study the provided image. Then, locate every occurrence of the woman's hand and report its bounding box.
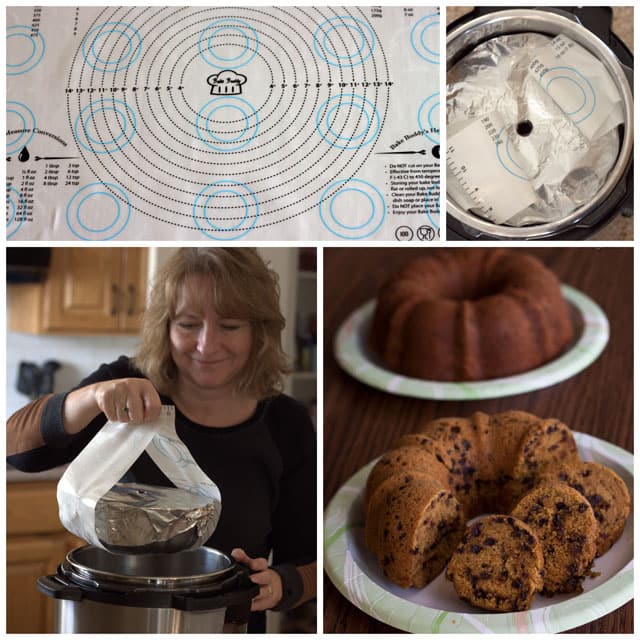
[92,378,162,423]
[62,378,162,434]
[231,548,282,611]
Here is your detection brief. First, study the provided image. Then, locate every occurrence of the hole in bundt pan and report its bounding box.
[516,119,533,137]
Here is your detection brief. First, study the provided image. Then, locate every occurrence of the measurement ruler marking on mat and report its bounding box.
[446,144,494,217]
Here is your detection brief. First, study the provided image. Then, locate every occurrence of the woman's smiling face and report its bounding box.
[169,275,253,394]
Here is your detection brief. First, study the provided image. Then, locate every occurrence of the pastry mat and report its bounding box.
[7,6,440,241]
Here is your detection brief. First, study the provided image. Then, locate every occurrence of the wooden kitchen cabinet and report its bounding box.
[6,481,84,633]
[8,247,147,333]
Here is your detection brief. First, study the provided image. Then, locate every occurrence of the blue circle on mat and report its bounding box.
[76,191,122,233]
[545,66,595,123]
[6,25,46,75]
[6,185,26,238]
[74,99,137,154]
[418,93,439,144]
[66,182,131,240]
[196,97,258,151]
[410,14,439,64]
[330,188,376,230]
[81,22,142,73]
[313,16,374,67]
[325,103,372,142]
[6,101,36,154]
[495,126,527,180]
[207,27,250,62]
[192,180,259,239]
[316,94,380,149]
[198,19,259,69]
[91,29,133,66]
[319,178,385,239]
[203,189,250,230]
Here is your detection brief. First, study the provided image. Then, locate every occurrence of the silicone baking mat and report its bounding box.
[6,6,440,240]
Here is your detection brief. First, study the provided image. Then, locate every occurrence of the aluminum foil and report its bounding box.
[447,33,621,226]
[95,483,219,554]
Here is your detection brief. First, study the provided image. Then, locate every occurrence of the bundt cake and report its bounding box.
[445,515,544,612]
[364,472,464,588]
[536,461,631,556]
[371,249,574,381]
[511,484,598,594]
[364,411,630,611]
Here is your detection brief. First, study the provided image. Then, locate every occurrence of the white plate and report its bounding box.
[324,432,633,633]
[334,285,609,400]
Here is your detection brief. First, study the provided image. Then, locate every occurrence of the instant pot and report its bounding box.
[37,546,259,633]
[447,6,634,240]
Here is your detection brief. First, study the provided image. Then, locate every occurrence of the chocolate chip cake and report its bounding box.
[445,515,544,611]
[511,484,598,594]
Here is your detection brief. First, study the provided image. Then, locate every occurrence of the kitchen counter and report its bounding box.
[323,248,633,634]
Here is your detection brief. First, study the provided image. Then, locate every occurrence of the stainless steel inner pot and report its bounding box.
[38,545,258,634]
[61,544,235,589]
[446,9,634,239]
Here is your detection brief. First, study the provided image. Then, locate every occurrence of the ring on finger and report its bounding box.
[267,585,273,597]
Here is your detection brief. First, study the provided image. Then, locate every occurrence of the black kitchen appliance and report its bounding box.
[38,545,259,633]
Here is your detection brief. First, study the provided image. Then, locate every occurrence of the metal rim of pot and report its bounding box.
[60,544,237,591]
[446,8,634,239]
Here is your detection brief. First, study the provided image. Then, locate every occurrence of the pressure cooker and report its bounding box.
[446,6,634,240]
[37,545,259,633]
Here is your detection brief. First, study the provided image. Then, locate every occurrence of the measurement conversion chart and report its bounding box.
[7,6,440,241]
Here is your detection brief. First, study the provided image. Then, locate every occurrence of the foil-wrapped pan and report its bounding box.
[447,33,622,226]
[95,483,220,554]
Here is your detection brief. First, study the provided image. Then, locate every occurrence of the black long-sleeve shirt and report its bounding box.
[8,356,316,629]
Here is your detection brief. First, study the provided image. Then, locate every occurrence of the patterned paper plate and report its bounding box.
[324,432,633,633]
[334,285,609,400]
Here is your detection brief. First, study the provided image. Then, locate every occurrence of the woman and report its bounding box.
[7,248,316,632]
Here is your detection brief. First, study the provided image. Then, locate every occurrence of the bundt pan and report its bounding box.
[446,7,633,240]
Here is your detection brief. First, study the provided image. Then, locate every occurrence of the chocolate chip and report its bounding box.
[471,544,482,554]
[484,537,496,546]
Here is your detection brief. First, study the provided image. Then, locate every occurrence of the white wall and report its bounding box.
[6,332,141,417]
[6,248,300,417]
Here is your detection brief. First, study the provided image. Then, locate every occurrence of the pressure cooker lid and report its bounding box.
[446,8,633,239]
[62,545,236,590]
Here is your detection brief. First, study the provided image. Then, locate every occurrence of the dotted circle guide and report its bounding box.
[66,6,393,238]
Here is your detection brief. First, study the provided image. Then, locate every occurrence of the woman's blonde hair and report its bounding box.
[133,248,289,398]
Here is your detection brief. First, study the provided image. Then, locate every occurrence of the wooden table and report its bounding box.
[323,248,633,634]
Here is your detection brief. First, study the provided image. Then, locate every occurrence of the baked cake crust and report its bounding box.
[372,249,574,382]
[363,411,629,611]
